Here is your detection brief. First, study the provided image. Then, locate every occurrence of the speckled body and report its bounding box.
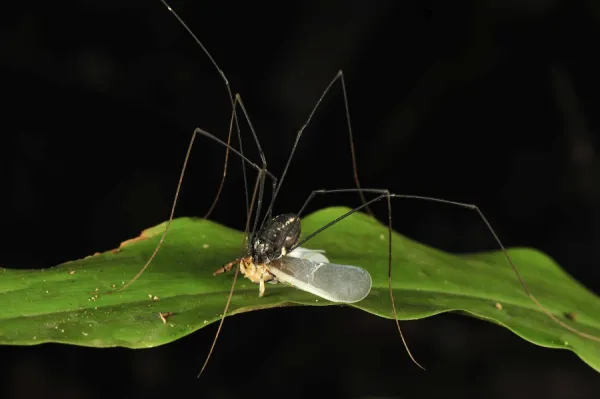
[249,213,301,264]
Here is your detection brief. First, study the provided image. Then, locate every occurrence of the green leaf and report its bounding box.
[1,207,599,372]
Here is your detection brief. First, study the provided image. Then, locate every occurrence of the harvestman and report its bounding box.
[110,0,600,378]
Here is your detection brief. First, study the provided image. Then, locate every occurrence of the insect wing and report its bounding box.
[267,256,372,303]
[286,246,329,263]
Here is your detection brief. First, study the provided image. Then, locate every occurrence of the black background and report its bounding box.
[2,1,600,398]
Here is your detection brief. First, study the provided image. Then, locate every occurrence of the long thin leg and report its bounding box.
[157,6,279,378]
[195,91,275,241]
[197,261,240,378]
[162,2,372,228]
[231,94,277,235]
[287,187,423,369]
[207,94,279,225]
[287,188,600,366]
[160,0,250,221]
[198,158,266,379]
[161,0,282,230]
[201,92,278,241]
[261,70,373,230]
[338,71,373,217]
[202,95,242,220]
[199,69,372,229]
[157,0,369,376]
[106,125,276,294]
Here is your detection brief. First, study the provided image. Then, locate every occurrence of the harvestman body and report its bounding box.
[110,0,600,379]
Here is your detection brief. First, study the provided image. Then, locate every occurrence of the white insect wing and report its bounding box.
[286,246,329,263]
[268,247,372,303]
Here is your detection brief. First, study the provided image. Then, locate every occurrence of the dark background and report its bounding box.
[2,0,600,398]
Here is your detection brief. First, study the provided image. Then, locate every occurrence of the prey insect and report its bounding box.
[211,213,371,303]
[110,0,600,379]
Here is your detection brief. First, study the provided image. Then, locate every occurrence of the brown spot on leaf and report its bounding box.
[159,312,174,324]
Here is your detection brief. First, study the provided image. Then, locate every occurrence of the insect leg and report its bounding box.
[259,278,266,298]
[212,258,241,276]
